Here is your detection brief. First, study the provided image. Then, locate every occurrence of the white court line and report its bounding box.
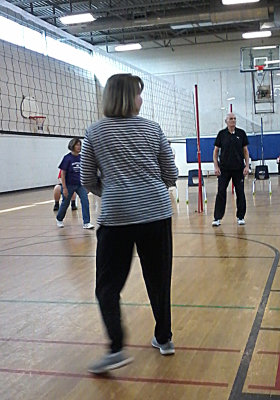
[0,194,94,214]
[34,200,54,205]
[0,200,53,214]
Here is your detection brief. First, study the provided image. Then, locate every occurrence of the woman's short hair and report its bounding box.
[103,74,144,118]
[68,138,81,151]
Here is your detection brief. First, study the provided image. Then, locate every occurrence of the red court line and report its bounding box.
[248,354,280,391]
[275,355,280,389]
[0,337,240,353]
[0,367,228,387]
[248,384,280,391]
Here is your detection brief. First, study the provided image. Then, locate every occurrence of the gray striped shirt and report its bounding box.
[80,116,178,226]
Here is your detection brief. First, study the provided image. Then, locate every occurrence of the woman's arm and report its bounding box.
[80,132,102,197]
[60,170,68,198]
[158,129,178,188]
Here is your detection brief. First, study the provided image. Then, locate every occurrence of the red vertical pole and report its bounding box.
[194,84,203,213]
[230,103,234,194]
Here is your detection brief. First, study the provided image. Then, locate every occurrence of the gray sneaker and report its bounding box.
[151,337,175,355]
[87,351,134,374]
[237,218,245,225]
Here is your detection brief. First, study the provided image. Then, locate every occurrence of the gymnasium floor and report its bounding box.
[0,174,280,400]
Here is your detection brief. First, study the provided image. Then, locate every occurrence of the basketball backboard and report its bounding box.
[20,95,39,118]
[240,46,280,72]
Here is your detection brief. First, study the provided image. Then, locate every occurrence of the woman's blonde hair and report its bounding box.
[103,74,144,117]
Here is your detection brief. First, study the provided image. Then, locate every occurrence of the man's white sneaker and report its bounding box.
[83,223,94,229]
[212,219,221,227]
[56,219,64,228]
[237,219,245,225]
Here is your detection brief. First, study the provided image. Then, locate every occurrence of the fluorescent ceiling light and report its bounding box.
[222,0,260,4]
[171,23,194,30]
[170,21,214,29]
[115,43,142,52]
[253,46,277,50]
[227,97,235,101]
[242,31,271,39]
[59,13,95,25]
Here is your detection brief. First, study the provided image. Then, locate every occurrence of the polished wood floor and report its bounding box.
[1,175,280,400]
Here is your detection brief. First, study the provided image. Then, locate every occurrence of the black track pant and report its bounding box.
[214,169,246,221]
[95,218,173,353]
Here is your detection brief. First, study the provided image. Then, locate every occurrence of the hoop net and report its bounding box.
[29,115,46,132]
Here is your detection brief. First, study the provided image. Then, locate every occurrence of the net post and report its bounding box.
[230,103,234,194]
[194,84,203,213]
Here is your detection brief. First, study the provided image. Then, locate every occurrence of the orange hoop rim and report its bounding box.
[255,65,265,71]
[29,115,46,120]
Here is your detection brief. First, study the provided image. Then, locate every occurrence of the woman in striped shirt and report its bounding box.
[81,73,178,374]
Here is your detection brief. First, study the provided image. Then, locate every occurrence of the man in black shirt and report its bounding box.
[212,113,249,226]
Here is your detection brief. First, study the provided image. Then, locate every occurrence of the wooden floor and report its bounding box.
[1,175,280,400]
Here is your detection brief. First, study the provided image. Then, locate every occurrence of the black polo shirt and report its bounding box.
[214,127,249,170]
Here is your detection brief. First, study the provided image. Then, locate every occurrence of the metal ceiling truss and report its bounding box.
[3,0,280,50]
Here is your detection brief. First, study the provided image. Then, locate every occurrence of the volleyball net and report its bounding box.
[0,7,196,138]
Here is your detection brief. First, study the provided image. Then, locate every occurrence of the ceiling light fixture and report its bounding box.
[222,0,260,4]
[227,97,236,101]
[115,43,142,51]
[59,13,95,25]
[242,31,272,39]
[170,23,193,30]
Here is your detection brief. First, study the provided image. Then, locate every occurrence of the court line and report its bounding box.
[0,337,240,353]
[0,253,273,259]
[240,395,280,399]
[248,385,280,391]
[260,327,280,331]
[0,200,54,214]
[0,298,255,310]
[0,205,36,214]
[226,235,280,400]
[0,230,277,255]
[0,236,95,254]
[0,367,228,387]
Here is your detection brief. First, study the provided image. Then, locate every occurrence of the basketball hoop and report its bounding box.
[29,116,46,132]
[255,65,265,76]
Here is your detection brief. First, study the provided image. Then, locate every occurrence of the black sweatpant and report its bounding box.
[214,169,246,221]
[95,218,173,353]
